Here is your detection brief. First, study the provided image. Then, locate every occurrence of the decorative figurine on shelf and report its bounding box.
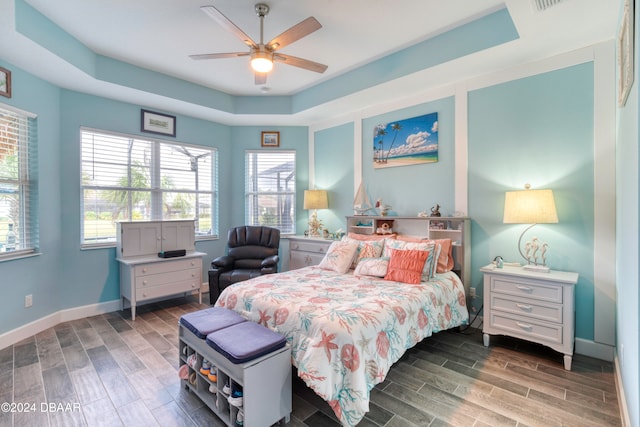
[430,204,441,217]
[375,198,392,216]
[418,210,429,218]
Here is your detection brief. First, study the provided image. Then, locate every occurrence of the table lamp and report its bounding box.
[303,190,328,237]
[503,184,558,272]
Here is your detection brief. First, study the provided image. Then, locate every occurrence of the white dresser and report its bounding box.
[288,237,332,270]
[116,220,206,320]
[481,264,578,370]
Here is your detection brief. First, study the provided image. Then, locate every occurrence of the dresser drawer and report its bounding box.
[491,294,563,324]
[135,268,200,289]
[490,277,563,304]
[136,279,200,301]
[289,239,331,254]
[489,312,564,346]
[134,258,200,276]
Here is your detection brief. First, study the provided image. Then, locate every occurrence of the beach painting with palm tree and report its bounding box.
[373,112,438,168]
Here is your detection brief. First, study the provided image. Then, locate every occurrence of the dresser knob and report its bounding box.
[143,280,147,286]
[142,268,147,273]
[516,285,533,293]
[143,293,147,298]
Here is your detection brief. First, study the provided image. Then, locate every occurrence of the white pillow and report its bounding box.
[354,257,389,277]
[318,241,359,274]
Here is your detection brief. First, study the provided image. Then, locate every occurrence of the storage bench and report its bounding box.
[179,308,292,427]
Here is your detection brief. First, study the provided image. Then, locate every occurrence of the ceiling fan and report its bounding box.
[190,3,328,85]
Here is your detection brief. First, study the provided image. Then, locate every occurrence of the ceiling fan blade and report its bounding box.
[267,17,322,51]
[274,54,327,73]
[200,5,257,48]
[189,52,250,60]
[254,72,267,85]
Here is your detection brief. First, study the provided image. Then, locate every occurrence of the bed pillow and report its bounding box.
[384,249,429,284]
[397,236,454,273]
[354,257,389,277]
[342,236,385,268]
[384,239,438,280]
[347,232,396,241]
[318,240,359,274]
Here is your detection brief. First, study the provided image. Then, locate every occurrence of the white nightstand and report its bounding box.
[480,264,578,370]
[288,237,332,270]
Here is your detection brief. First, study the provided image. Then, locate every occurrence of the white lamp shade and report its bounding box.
[303,190,328,210]
[503,188,558,224]
[251,52,273,73]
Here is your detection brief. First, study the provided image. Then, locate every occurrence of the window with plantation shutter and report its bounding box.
[0,105,38,259]
[80,128,218,246]
[245,150,296,234]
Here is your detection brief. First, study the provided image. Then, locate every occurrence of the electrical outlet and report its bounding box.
[25,294,33,308]
[469,287,476,298]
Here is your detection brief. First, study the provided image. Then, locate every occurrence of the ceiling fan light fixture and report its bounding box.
[251,51,273,73]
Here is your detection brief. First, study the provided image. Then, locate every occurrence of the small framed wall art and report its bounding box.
[261,131,280,147]
[141,109,176,137]
[0,67,11,98]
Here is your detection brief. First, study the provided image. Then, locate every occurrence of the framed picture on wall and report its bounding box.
[141,109,176,137]
[0,67,11,98]
[618,0,634,107]
[261,131,280,147]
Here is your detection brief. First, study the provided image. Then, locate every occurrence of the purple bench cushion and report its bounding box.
[179,307,246,339]
[206,321,286,364]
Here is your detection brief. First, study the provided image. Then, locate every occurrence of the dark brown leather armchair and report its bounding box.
[209,226,280,303]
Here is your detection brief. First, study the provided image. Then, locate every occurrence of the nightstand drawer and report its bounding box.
[289,240,331,254]
[290,251,325,269]
[491,277,563,304]
[489,312,564,345]
[491,294,562,323]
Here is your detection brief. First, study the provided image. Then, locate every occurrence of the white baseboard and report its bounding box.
[0,299,121,350]
[0,282,211,350]
[614,352,632,427]
[574,337,615,361]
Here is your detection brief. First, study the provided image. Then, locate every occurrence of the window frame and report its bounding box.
[244,150,296,235]
[0,103,38,261]
[80,127,218,248]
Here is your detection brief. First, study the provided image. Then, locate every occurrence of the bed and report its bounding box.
[214,234,469,426]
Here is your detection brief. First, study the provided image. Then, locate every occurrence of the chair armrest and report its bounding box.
[261,255,279,268]
[211,255,234,270]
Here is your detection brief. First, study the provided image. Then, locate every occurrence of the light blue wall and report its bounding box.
[314,123,354,233]
[362,98,456,216]
[0,60,63,333]
[58,90,232,307]
[467,63,595,338]
[0,61,308,333]
[615,2,639,425]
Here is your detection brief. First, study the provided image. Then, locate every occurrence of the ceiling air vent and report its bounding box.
[531,0,565,11]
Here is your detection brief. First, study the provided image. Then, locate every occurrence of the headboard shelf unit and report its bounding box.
[346,215,471,291]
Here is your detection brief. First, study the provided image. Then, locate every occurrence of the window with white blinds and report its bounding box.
[81,128,218,246]
[245,150,296,234]
[0,105,38,258]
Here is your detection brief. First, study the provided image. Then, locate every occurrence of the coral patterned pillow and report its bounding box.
[384,249,429,284]
[342,236,385,268]
[354,257,389,277]
[318,241,359,274]
[384,239,438,280]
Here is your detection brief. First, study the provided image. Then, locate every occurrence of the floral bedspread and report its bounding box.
[215,267,469,426]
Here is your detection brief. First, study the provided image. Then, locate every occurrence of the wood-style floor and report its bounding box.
[0,294,622,427]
